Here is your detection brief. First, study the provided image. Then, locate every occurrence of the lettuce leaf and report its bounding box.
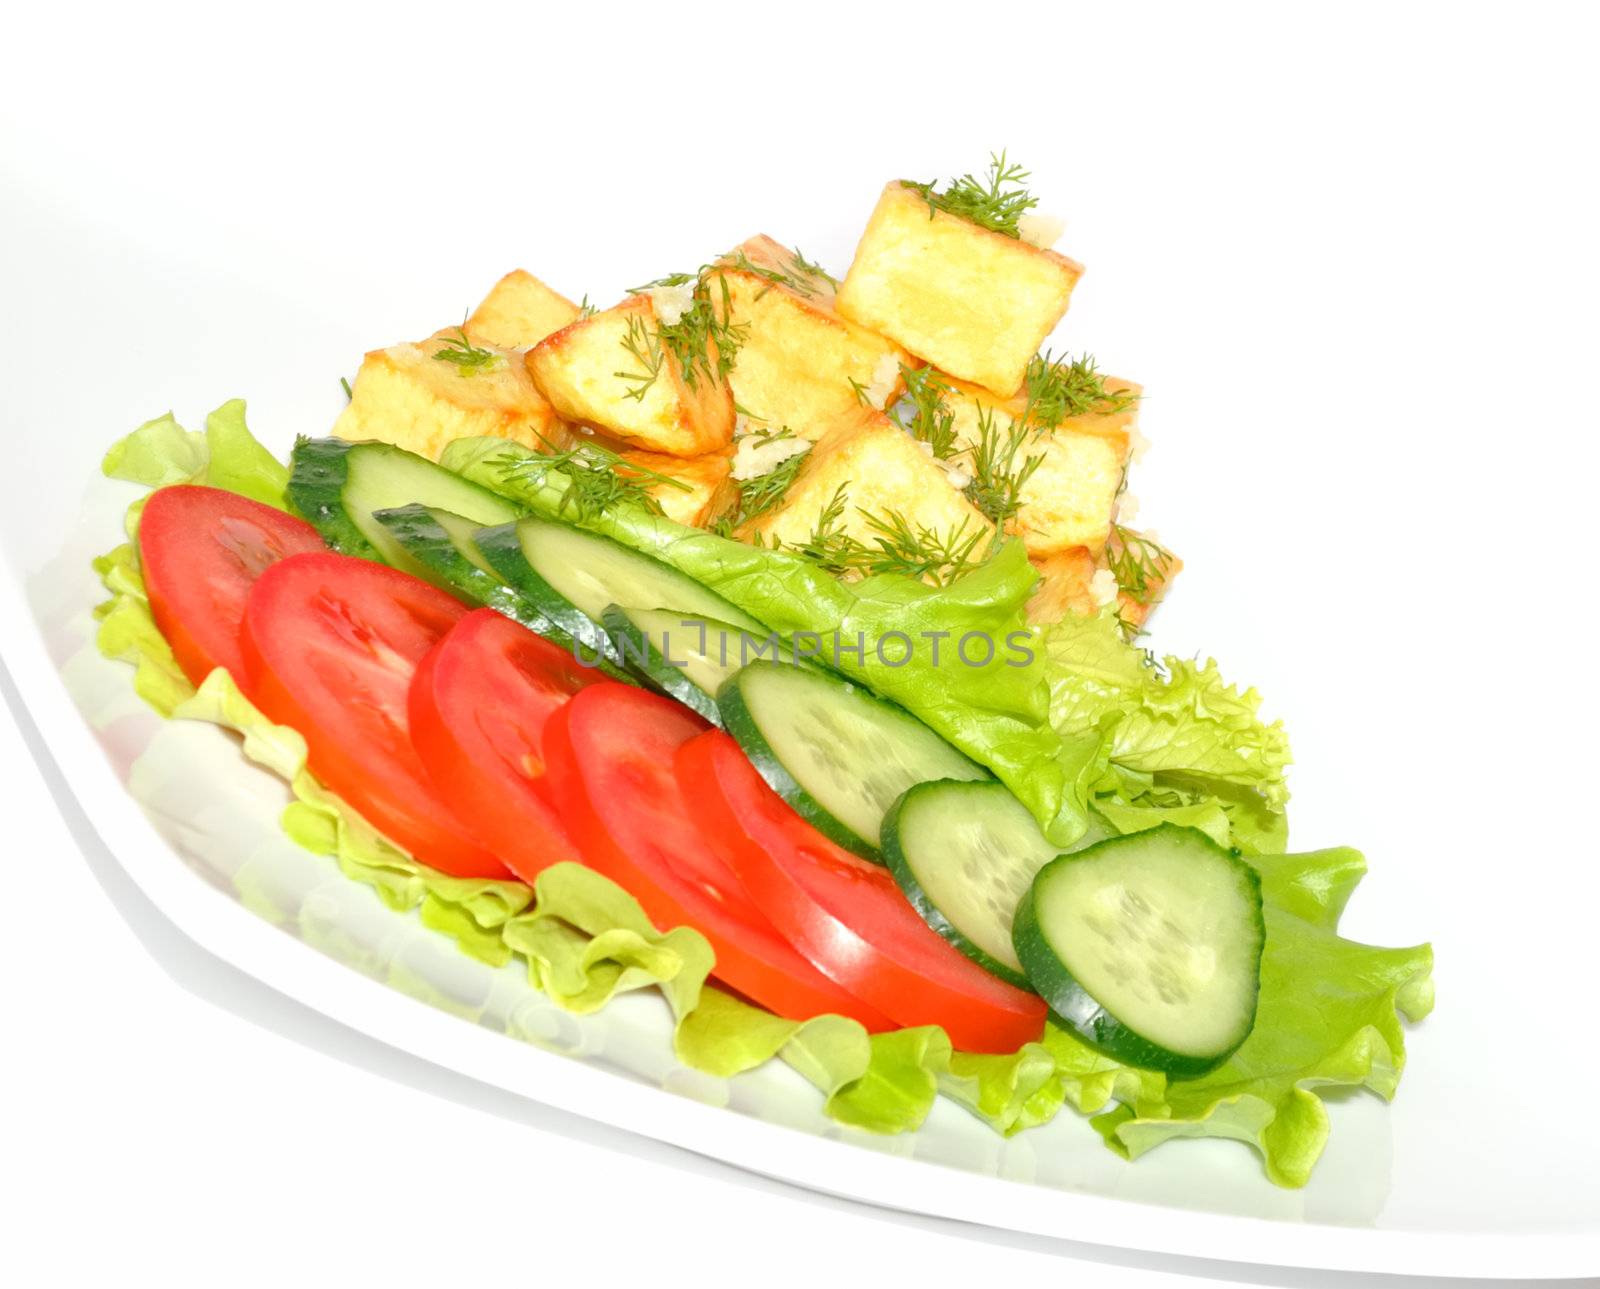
[1063,846,1434,1187]
[1041,611,1293,853]
[444,437,1099,844]
[442,437,1293,855]
[90,417,1431,1186]
[103,399,289,511]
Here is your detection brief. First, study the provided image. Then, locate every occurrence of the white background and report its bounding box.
[3,2,1599,1285]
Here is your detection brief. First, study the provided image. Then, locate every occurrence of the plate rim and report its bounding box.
[1,556,1594,1282]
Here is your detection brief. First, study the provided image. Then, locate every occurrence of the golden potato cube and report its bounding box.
[526,295,735,457]
[333,335,573,462]
[739,409,992,556]
[1024,530,1180,630]
[709,235,909,438]
[1025,547,1098,624]
[944,373,1137,556]
[835,182,1083,396]
[619,448,736,528]
[464,270,581,351]
[1107,527,1181,631]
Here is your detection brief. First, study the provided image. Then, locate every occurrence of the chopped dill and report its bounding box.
[432,326,503,377]
[733,437,809,527]
[500,435,690,522]
[854,509,990,585]
[782,482,991,586]
[890,364,959,459]
[788,247,837,286]
[340,376,353,401]
[901,151,1038,238]
[615,313,666,402]
[1106,523,1176,605]
[963,408,1044,526]
[1020,350,1140,427]
[619,270,748,397]
[719,246,837,301]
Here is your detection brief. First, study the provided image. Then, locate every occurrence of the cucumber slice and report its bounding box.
[600,605,772,725]
[476,517,768,659]
[881,781,1114,987]
[371,503,531,612]
[719,661,988,861]
[369,504,637,685]
[1012,824,1265,1078]
[287,437,520,565]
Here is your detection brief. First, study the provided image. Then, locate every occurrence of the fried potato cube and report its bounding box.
[709,236,909,438]
[333,335,573,462]
[526,295,735,457]
[945,374,1138,555]
[464,270,581,351]
[1025,547,1099,624]
[738,409,992,554]
[1107,526,1182,631]
[835,183,1083,396]
[619,448,736,528]
[1024,531,1182,629]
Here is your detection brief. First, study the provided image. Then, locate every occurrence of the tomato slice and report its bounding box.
[240,551,509,879]
[409,608,600,881]
[137,485,325,685]
[544,683,892,1029]
[676,730,1046,1054]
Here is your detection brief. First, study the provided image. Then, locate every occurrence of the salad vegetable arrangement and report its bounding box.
[91,157,1432,1189]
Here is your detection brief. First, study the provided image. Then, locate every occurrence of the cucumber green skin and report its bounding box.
[717,663,895,864]
[1011,825,1265,1079]
[474,521,618,663]
[880,782,1033,990]
[286,437,380,558]
[372,504,542,622]
[372,507,635,685]
[599,605,722,726]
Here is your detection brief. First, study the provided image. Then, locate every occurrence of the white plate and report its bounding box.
[0,424,1593,1285]
[3,51,1597,1272]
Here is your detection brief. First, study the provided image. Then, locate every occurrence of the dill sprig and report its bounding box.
[1106,523,1176,605]
[720,246,837,302]
[620,271,749,398]
[615,314,665,402]
[781,483,990,586]
[890,364,959,459]
[432,327,504,377]
[501,436,690,522]
[963,408,1044,526]
[577,295,597,319]
[729,433,809,530]
[902,151,1038,238]
[1020,350,1140,427]
[789,248,837,286]
[854,509,990,585]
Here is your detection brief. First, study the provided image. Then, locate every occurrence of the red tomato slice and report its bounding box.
[409,608,600,881]
[240,551,509,880]
[544,683,892,1029]
[676,730,1046,1054]
[137,485,325,686]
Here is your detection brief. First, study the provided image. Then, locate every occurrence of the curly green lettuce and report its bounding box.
[91,411,1432,1187]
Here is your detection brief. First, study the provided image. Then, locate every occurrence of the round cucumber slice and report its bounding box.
[477,517,765,659]
[600,605,776,724]
[718,661,989,861]
[287,437,519,563]
[1013,824,1265,1078]
[882,781,1113,987]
